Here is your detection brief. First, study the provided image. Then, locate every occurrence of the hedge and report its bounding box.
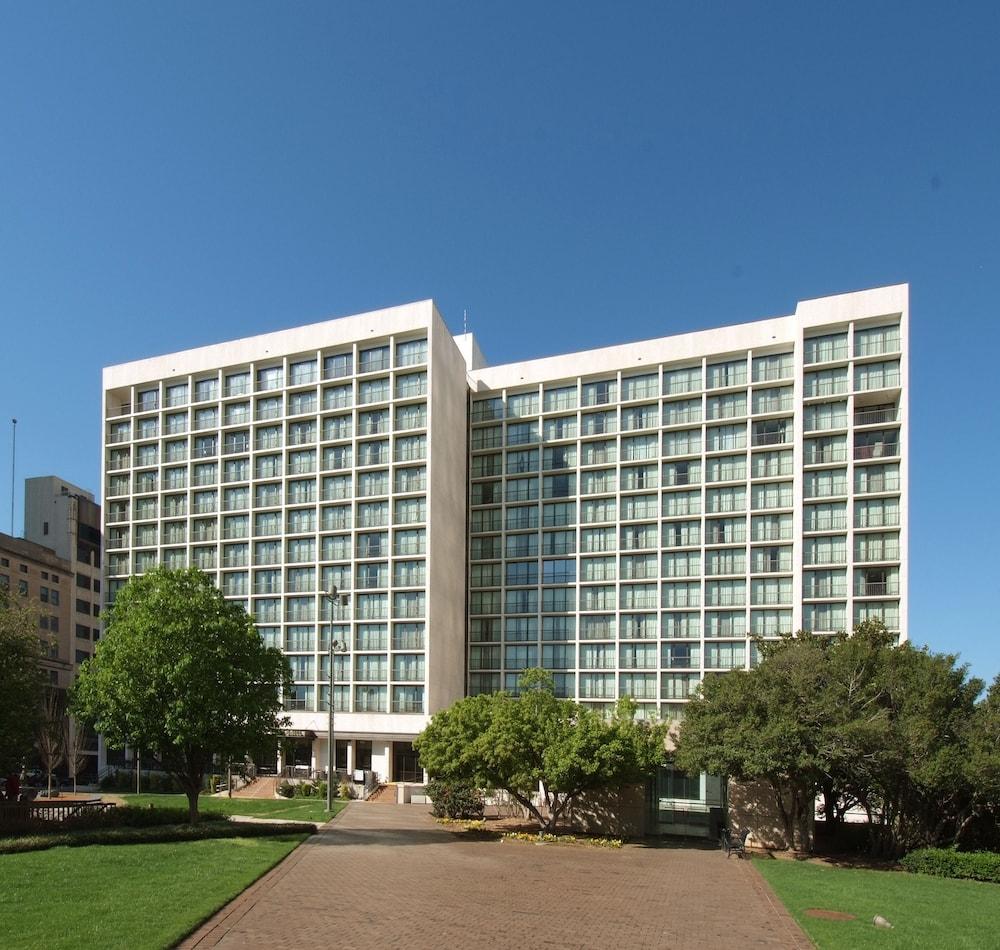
[901,848,1000,884]
[0,820,316,855]
[0,805,225,836]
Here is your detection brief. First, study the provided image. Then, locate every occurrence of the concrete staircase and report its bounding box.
[229,776,280,799]
[365,783,396,804]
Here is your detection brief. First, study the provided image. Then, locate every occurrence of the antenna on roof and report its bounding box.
[463,309,468,335]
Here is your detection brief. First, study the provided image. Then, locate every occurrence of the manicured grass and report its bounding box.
[756,857,1000,949]
[0,834,307,950]
[118,792,346,823]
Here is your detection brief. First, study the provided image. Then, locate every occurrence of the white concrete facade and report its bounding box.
[465,284,907,718]
[101,285,907,772]
[102,301,468,781]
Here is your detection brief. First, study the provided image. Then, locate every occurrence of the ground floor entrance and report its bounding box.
[276,734,425,786]
[648,766,725,838]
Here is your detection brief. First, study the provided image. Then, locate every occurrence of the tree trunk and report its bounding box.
[186,786,200,825]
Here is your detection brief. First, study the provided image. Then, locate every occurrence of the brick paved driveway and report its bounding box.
[179,802,809,950]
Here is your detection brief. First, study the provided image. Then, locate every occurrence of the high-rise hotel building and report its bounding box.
[102,284,907,781]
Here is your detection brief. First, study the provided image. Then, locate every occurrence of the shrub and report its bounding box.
[294,782,315,798]
[901,848,1000,884]
[0,804,228,836]
[426,780,485,820]
[277,781,295,799]
[315,780,328,801]
[0,820,316,855]
[338,781,356,800]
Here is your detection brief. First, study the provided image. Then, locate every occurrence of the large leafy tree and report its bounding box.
[72,568,291,822]
[414,669,667,832]
[0,590,47,777]
[962,675,1000,845]
[674,632,832,851]
[675,621,993,855]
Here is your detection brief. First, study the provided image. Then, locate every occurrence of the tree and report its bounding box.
[414,669,667,832]
[64,716,90,795]
[36,688,65,797]
[962,675,1000,847]
[675,621,993,855]
[71,567,291,823]
[0,590,47,777]
[674,633,832,851]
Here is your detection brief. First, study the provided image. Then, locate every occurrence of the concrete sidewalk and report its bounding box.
[179,802,810,950]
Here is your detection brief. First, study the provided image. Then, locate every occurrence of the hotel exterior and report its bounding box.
[101,284,907,797]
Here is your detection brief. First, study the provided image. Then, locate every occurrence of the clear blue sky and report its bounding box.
[1,3,997,682]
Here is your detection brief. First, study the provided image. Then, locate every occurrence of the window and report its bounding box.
[223,371,251,397]
[194,377,219,402]
[543,386,577,412]
[359,345,390,373]
[165,382,189,406]
[663,367,701,395]
[324,352,353,379]
[804,332,848,364]
[256,365,283,391]
[395,372,427,399]
[621,374,658,401]
[288,391,317,416]
[323,416,354,442]
[289,359,317,386]
[506,421,538,445]
[854,324,900,357]
[752,352,793,382]
[395,403,426,430]
[582,379,617,406]
[707,358,747,389]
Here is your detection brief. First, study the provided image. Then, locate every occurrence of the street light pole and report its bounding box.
[324,587,349,812]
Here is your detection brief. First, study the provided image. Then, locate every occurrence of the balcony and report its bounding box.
[856,373,901,392]
[751,431,791,447]
[804,552,846,566]
[854,442,899,461]
[855,581,900,597]
[855,546,900,563]
[854,338,901,358]
[804,442,845,463]
[804,517,848,533]
[803,585,847,599]
[855,407,898,427]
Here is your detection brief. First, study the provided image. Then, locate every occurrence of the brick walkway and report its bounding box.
[179,803,810,950]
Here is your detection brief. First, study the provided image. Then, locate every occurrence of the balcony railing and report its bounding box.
[855,547,900,562]
[804,552,846,566]
[854,338,901,358]
[804,517,848,532]
[751,431,791,447]
[856,373,901,392]
[854,442,899,460]
[855,581,900,596]
[804,447,847,465]
[803,585,847,599]
[855,407,898,426]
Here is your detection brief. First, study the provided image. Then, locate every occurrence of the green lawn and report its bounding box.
[756,857,1000,949]
[118,792,347,823]
[0,834,307,950]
